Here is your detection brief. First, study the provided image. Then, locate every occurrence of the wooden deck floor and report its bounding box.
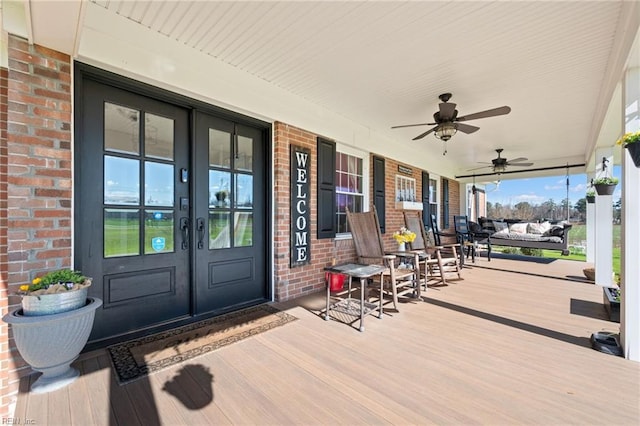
[12,256,640,425]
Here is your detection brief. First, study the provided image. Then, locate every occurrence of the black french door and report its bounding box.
[76,71,269,344]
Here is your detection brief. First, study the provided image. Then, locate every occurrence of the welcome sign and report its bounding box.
[290,145,311,267]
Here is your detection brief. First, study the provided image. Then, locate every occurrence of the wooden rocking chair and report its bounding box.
[404,211,462,286]
[346,208,416,309]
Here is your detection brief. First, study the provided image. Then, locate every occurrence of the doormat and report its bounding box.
[107,304,297,385]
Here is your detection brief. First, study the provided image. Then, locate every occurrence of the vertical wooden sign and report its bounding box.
[291,145,311,267]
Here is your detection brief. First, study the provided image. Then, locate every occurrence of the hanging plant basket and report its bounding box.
[594,183,616,196]
[586,195,595,204]
[625,143,640,168]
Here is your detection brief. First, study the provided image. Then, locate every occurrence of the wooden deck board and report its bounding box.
[11,257,640,425]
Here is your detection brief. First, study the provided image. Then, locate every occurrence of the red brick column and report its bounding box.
[0,65,9,419]
[0,35,71,416]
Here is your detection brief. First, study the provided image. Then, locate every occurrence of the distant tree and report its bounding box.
[574,198,587,221]
[614,198,621,223]
[514,202,534,220]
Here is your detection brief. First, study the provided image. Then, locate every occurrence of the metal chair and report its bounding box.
[346,208,416,309]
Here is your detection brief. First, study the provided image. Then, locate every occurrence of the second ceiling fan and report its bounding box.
[391,93,511,141]
[470,149,534,174]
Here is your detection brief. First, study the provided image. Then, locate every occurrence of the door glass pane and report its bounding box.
[209,170,231,208]
[104,209,140,257]
[104,156,140,205]
[235,174,253,208]
[104,102,140,155]
[145,162,174,207]
[209,128,231,168]
[145,113,174,160]
[236,135,253,171]
[209,211,230,249]
[234,212,253,247]
[144,210,174,254]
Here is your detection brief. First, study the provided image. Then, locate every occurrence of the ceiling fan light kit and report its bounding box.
[391,93,511,154]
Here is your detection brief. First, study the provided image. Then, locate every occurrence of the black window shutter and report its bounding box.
[373,156,386,233]
[422,171,430,228]
[317,137,336,239]
[443,178,450,229]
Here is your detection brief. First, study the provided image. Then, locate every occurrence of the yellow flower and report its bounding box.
[20,285,30,292]
[32,277,41,285]
[616,131,640,146]
[393,227,417,244]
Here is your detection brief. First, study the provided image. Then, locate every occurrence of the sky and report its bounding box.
[483,165,622,207]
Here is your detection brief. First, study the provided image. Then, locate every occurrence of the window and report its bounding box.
[335,146,368,235]
[429,177,439,226]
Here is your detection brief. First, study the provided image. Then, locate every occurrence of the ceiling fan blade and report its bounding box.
[456,106,511,122]
[467,165,492,171]
[456,123,480,134]
[391,122,431,129]
[507,157,529,163]
[438,102,457,120]
[506,162,534,167]
[412,126,437,140]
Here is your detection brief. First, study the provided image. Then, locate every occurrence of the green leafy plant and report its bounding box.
[19,269,89,294]
[592,176,619,185]
[616,131,640,146]
[586,189,596,197]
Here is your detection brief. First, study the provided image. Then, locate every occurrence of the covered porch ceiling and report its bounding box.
[6,0,640,182]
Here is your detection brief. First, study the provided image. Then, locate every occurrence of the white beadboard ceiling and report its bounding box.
[24,1,640,181]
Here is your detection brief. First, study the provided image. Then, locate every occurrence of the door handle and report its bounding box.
[179,217,190,250]
[197,217,205,249]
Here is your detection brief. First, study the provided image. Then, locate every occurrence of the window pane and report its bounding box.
[209,170,231,208]
[337,213,347,234]
[235,174,253,208]
[145,113,174,160]
[145,162,174,207]
[209,128,231,168]
[104,209,139,257]
[236,135,253,171]
[336,193,346,213]
[209,211,230,249]
[105,156,140,205]
[104,103,140,155]
[144,210,174,254]
[234,212,253,247]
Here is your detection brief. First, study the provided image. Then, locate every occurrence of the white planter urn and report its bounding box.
[2,297,102,393]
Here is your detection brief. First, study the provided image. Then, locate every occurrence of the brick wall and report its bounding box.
[273,122,357,301]
[1,35,72,416]
[0,65,9,419]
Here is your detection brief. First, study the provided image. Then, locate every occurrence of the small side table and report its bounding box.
[324,263,386,332]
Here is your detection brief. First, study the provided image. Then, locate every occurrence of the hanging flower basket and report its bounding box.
[617,131,640,168]
[592,177,618,196]
[586,195,595,204]
[625,142,640,168]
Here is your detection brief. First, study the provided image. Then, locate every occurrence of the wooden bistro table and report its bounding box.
[324,263,386,332]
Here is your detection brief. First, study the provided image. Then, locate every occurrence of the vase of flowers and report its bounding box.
[616,130,640,168]
[392,226,416,251]
[2,269,101,393]
[592,177,618,196]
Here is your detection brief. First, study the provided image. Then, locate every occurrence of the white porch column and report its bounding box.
[594,148,614,287]
[586,172,596,263]
[621,66,640,361]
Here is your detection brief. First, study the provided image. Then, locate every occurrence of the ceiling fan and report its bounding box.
[470,149,533,174]
[391,93,511,142]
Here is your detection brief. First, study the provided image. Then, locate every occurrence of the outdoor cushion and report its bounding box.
[509,222,528,234]
[493,221,509,234]
[528,221,551,235]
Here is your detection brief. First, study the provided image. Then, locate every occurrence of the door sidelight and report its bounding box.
[197,217,205,249]
[179,217,190,250]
